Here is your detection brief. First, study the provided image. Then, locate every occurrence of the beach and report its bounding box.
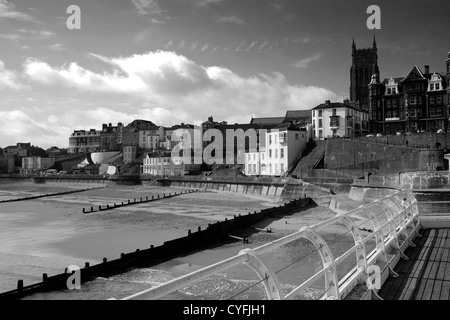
[0,182,366,300]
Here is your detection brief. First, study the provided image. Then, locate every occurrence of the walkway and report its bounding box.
[379,228,450,300]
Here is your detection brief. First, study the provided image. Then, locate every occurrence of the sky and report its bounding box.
[0,0,449,149]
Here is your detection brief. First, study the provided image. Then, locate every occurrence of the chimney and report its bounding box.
[325,100,331,105]
[425,65,430,75]
[343,99,350,105]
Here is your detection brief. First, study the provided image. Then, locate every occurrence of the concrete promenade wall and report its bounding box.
[400,171,450,190]
[154,177,332,201]
[324,139,446,173]
[0,197,310,300]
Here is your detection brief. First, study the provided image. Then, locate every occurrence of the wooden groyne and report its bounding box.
[0,186,106,203]
[0,196,311,300]
[82,189,199,213]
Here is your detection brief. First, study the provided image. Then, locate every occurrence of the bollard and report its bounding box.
[17,280,23,291]
[136,249,140,253]
[234,215,236,219]
[107,204,109,209]
[158,195,160,199]
[121,253,125,259]
[225,218,228,221]
[91,207,93,212]
[152,196,154,200]
[43,273,48,282]
[128,199,130,204]
[134,198,136,202]
[198,226,201,232]
[150,245,154,249]
[85,262,90,268]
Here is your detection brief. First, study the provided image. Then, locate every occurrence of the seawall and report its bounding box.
[151,177,332,201]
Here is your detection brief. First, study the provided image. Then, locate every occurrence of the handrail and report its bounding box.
[116,190,420,300]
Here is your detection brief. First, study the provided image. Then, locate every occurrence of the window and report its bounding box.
[275,164,278,174]
[430,96,436,105]
[430,108,436,117]
[275,149,278,158]
[312,110,315,117]
[274,135,278,144]
[280,148,285,159]
[269,135,272,145]
[269,164,272,174]
[437,95,443,104]
[253,164,256,173]
[319,130,323,139]
[262,153,265,160]
[295,133,299,140]
[410,109,416,117]
[430,84,434,91]
[417,108,422,117]
[280,163,284,173]
[386,100,392,108]
[248,154,251,161]
[436,83,440,90]
[269,149,272,158]
[387,88,391,95]
[436,108,443,117]
[417,96,422,104]
[393,99,398,108]
[319,119,323,128]
[248,165,251,173]
[318,110,323,117]
[387,111,392,118]
[253,154,256,161]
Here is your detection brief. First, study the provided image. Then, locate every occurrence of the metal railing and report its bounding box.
[115,190,420,300]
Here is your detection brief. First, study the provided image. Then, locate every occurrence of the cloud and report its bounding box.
[17,29,57,39]
[130,0,167,23]
[188,0,226,8]
[49,43,65,51]
[245,41,258,52]
[0,60,25,91]
[0,110,70,148]
[293,53,323,69]
[0,33,21,42]
[0,0,40,23]
[22,51,339,127]
[214,15,244,26]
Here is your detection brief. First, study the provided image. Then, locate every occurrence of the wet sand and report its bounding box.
[0,183,273,292]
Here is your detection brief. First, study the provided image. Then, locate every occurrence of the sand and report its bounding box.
[0,182,372,299]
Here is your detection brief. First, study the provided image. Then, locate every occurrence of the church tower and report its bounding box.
[350,37,380,112]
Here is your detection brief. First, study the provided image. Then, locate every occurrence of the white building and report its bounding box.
[311,100,369,139]
[245,122,308,177]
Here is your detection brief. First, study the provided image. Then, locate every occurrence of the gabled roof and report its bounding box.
[250,117,285,125]
[312,102,366,113]
[284,110,311,119]
[272,122,303,131]
[382,77,403,85]
[400,66,426,82]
